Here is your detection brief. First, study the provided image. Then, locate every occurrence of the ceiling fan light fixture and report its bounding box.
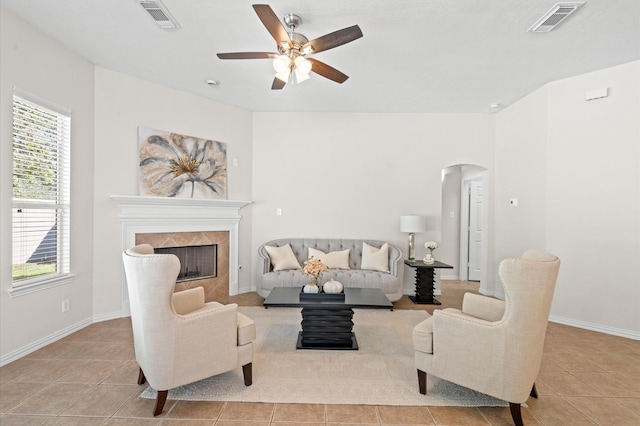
[273,55,291,73]
[217,4,362,90]
[275,70,290,83]
[295,68,311,84]
[294,56,312,75]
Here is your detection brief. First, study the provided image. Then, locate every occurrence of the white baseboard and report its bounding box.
[0,317,93,367]
[549,315,640,341]
[440,274,460,281]
[93,311,125,323]
[0,311,127,367]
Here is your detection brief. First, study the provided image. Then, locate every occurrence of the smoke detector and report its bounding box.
[138,0,180,29]
[528,2,585,33]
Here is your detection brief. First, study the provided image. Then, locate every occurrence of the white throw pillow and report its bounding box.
[308,247,350,269]
[264,244,302,271]
[361,242,390,272]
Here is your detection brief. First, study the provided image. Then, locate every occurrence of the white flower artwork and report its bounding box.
[138,127,227,199]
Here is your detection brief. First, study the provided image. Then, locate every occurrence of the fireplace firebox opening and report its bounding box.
[154,244,218,283]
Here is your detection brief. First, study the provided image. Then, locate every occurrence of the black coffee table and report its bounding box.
[263,287,393,350]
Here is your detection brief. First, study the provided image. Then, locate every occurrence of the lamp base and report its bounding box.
[407,232,415,260]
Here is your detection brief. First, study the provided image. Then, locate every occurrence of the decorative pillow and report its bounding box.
[264,244,302,271]
[361,242,390,272]
[308,248,350,269]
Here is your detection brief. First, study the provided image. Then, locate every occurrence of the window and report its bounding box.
[11,90,72,294]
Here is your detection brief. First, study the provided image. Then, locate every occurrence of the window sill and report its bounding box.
[8,273,77,298]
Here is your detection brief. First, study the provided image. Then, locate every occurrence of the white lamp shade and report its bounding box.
[400,215,426,233]
[294,56,312,74]
[274,70,290,83]
[273,55,290,73]
[295,68,310,83]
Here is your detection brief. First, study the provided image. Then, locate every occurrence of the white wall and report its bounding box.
[0,7,95,362]
[440,166,462,278]
[251,113,495,293]
[92,68,254,319]
[493,86,550,298]
[545,62,639,336]
[495,61,640,338]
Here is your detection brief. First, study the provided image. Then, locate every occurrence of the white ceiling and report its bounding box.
[2,0,638,113]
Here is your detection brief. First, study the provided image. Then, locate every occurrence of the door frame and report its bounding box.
[459,177,482,282]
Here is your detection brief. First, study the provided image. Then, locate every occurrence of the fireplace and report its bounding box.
[111,195,251,316]
[135,230,229,300]
[155,245,218,282]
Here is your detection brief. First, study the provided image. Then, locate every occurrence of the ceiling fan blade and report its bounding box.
[253,4,292,50]
[302,25,363,55]
[217,52,277,60]
[307,58,349,84]
[271,77,286,90]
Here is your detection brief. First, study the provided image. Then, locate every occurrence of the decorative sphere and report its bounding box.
[303,284,319,293]
[323,279,343,294]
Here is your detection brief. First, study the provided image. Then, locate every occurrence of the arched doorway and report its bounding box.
[441,164,489,289]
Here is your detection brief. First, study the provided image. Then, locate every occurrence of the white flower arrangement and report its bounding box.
[425,241,438,253]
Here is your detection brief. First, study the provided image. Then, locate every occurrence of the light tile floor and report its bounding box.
[1,282,639,425]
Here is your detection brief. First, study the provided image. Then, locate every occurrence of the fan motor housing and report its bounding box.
[278,32,309,55]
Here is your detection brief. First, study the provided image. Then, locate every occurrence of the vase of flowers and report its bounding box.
[424,241,438,264]
[303,257,328,293]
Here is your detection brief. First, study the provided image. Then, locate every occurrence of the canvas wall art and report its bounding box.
[138,127,227,199]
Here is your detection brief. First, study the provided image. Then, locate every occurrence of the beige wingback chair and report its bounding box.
[123,244,256,416]
[413,250,560,426]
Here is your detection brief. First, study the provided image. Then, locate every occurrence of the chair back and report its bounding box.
[498,249,560,397]
[122,244,181,378]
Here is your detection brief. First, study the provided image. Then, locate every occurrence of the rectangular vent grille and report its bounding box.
[528,2,585,33]
[138,0,180,29]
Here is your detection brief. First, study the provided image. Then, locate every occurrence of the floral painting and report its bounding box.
[138,127,227,199]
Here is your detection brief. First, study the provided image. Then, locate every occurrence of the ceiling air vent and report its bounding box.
[138,0,180,29]
[528,2,585,33]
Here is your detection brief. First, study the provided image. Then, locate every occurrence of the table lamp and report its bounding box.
[400,215,426,260]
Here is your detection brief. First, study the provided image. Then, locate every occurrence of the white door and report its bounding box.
[467,181,482,281]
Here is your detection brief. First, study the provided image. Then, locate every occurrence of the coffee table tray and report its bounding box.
[299,287,345,301]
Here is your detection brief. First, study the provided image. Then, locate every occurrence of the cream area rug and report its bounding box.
[141,306,507,407]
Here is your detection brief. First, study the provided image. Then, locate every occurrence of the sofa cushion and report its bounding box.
[361,242,390,272]
[308,247,350,269]
[264,244,302,271]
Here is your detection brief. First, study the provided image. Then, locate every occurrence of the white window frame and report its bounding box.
[10,89,75,297]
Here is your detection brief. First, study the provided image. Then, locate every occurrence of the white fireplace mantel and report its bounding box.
[111,195,251,220]
[111,195,251,315]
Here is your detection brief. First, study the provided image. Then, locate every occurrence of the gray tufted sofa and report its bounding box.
[256,238,404,301]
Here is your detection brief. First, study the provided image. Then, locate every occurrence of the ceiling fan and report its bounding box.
[217,4,363,90]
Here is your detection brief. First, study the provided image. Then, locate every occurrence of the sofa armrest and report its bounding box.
[388,244,403,277]
[257,244,272,274]
[461,293,505,322]
[172,287,205,315]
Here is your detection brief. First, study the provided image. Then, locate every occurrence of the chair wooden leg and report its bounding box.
[417,369,427,395]
[530,383,538,399]
[242,362,253,386]
[509,402,524,426]
[153,390,168,416]
[137,368,146,385]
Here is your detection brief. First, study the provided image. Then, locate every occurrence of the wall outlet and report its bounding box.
[62,299,70,313]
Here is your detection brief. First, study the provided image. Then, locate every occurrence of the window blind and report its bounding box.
[12,93,71,285]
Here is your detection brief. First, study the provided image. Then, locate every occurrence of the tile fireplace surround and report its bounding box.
[111,195,251,316]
